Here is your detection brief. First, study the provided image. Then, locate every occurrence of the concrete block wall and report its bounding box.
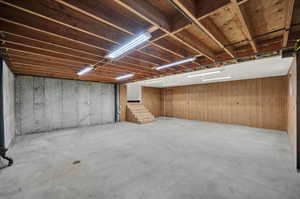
[15,76,115,135]
[2,60,15,148]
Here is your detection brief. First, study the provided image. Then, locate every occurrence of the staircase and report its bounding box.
[126,102,155,124]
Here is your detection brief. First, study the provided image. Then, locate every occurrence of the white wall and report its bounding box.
[127,84,141,101]
[127,56,293,88]
[2,60,15,148]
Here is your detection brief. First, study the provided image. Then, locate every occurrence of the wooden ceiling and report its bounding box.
[0,0,299,83]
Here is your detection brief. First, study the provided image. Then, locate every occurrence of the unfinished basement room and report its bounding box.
[1,0,300,198]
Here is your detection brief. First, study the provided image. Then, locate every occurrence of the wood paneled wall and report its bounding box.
[287,58,297,154]
[161,76,288,130]
[142,86,161,117]
[287,55,300,170]
[119,85,127,121]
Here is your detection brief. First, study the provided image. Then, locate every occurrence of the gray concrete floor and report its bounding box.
[0,118,299,199]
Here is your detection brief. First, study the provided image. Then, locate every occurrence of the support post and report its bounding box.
[0,58,4,149]
[0,58,13,168]
[296,43,300,172]
[114,84,120,122]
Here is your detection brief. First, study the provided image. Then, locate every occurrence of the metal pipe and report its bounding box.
[114,84,120,122]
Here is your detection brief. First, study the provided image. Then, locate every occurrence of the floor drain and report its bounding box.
[73,160,81,165]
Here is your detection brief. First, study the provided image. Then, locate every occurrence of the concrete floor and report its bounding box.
[0,118,299,199]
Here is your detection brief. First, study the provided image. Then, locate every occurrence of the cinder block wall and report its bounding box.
[15,76,115,135]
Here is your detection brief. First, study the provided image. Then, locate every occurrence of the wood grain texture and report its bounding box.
[119,84,127,121]
[287,58,297,160]
[0,0,297,83]
[161,76,288,130]
[142,86,161,117]
[126,102,155,124]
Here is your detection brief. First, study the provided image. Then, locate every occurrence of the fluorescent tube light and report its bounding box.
[187,71,221,78]
[116,73,134,80]
[144,79,162,84]
[106,32,152,59]
[202,76,232,82]
[77,66,94,76]
[155,57,196,70]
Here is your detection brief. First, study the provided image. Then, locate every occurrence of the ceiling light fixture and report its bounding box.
[155,57,196,70]
[116,73,134,80]
[77,66,94,76]
[144,79,162,84]
[187,71,221,78]
[202,76,232,82]
[106,32,152,60]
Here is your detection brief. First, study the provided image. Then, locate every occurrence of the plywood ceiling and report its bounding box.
[0,0,299,83]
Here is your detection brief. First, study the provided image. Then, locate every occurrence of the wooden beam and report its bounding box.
[54,0,133,35]
[0,2,186,70]
[11,63,129,79]
[1,0,228,78]
[114,0,216,61]
[1,32,101,60]
[2,47,89,65]
[178,0,196,16]
[3,48,160,76]
[0,19,163,74]
[11,69,116,83]
[168,0,235,58]
[0,19,107,56]
[0,0,125,44]
[54,0,193,70]
[9,59,149,78]
[282,0,295,47]
[113,0,170,31]
[1,40,97,63]
[4,60,116,83]
[231,0,258,53]
[174,31,215,61]
[172,0,231,33]
[1,0,232,78]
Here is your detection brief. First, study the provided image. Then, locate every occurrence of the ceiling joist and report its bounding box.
[168,0,235,58]
[231,0,258,53]
[0,0,296,83]
[282,0,295,47]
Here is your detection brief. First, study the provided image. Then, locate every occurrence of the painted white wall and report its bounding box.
[127,56,294,88]
[127,84,142,101]
[2,60,15,148]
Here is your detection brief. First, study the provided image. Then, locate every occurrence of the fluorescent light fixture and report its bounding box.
[144,79,162,84]
[77,66,94,76]
[202,76,232,82]
[156,57,196,70]
[106,32,152,59]
[187,71,221,78]
[116,73,134,80]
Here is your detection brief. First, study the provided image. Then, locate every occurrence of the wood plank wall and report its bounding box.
[119,85,127,122]
[161,76,288,130]
[287,58,297,155]
[142,86,161,117]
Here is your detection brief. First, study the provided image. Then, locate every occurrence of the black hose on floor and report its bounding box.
[0,147,13,169]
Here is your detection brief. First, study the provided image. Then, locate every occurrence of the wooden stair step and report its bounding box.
[135,115,153,119]
[126,102,155,124]
[137,118,155,124]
